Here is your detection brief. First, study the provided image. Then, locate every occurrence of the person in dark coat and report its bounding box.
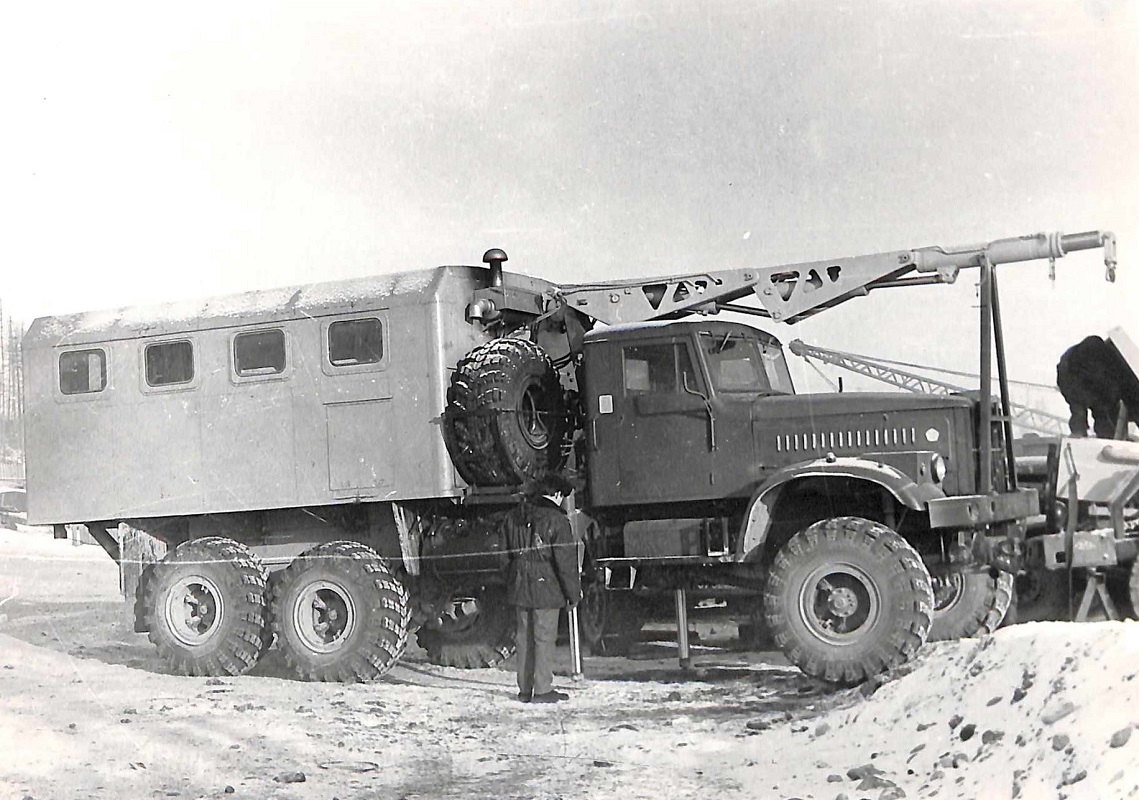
[1056,336,1139,438]
[502,474,581,704]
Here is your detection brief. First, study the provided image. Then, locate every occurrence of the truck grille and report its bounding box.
[774,425,919,454]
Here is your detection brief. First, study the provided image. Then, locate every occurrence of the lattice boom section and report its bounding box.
[774,426,919,454]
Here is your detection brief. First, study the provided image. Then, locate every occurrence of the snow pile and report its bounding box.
[716,622,1139,799]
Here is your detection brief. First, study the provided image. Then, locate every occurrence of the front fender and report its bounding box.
[736,455,946,559]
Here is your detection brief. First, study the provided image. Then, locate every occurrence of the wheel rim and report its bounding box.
[932,571,966,613]
[164,574,225,647]
[798,562,881,645]
[436,596,482,634]
[518,384,551,449]
[293,580,357,654]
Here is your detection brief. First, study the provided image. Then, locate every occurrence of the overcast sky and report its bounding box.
[2,0,1136,400]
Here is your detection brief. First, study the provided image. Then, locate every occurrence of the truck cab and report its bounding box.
[581,320,793,507]
[580,320,985,529]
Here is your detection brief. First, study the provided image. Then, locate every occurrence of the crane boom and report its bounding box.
[550,230,1116,326]
[787,339,1068,435]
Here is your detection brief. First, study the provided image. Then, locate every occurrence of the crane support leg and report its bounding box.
[675,587,692,670]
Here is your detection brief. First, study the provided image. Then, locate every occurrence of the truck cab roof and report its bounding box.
[582,318,783,346]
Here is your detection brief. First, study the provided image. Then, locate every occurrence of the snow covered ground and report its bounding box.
[1,526,1137,800]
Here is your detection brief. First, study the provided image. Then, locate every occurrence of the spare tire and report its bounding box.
[444,338,567,487]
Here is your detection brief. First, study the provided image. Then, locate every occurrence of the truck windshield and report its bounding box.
[699,332,794,395]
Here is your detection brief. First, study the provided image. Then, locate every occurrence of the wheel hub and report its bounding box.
[799,564,881,645]
[165,574,225,647]
[827,585,859,617]
[518,386,551,449]
[435,597,481,633]
[294,580,357,654]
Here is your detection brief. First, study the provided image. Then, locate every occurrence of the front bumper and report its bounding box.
[927,488,1040,530]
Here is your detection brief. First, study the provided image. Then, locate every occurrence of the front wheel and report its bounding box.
[764,517,933,685]
[271,541,410,682]
[144,537,271,677]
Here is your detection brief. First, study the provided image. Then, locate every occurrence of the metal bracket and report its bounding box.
[392,503,421,577]
[1074,570,1118,622]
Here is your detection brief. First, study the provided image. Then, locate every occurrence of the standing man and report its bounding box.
[503,474,581,704]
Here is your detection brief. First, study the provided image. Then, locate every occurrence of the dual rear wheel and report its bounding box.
[145,538,410,681]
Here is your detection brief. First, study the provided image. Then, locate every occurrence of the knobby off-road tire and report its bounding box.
[415,585,517,668]
[1010,569,1072,623]
[444,338,568,487]
[764,517,933,685]
[271,541,410,682]
[144,537,271,677]
[1126,560,1139,620]
[927,566,1014,641]
[577,581,646,656]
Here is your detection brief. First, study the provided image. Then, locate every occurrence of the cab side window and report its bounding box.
[59,349,107,395]
[623,343,696,394]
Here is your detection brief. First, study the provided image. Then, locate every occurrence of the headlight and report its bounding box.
[931,454,947,482]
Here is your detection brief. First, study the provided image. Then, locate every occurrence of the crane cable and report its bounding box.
[812,349,1058,391]
[802,357,840,392]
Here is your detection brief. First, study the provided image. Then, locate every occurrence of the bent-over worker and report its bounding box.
[1056,335,1139,438]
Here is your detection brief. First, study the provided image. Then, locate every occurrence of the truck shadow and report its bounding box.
[0,595,851,725]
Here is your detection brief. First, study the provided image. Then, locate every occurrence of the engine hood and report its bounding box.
[753,391,974,417]
[747,391,978,495]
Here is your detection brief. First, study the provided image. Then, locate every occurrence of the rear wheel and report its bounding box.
[272,541,410,682]
[927,566,1013,641]
[144,537,270,677]
[764,517,933,685]
[444,338,567,487]
[577,581,646,656]
[415,585,516,668]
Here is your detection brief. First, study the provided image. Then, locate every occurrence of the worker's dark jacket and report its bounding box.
[1057,336,1139,422]
[1057,336,1122,401]
[502,497,581,609]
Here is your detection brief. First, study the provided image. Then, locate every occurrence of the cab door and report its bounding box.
[586,338,714,504]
